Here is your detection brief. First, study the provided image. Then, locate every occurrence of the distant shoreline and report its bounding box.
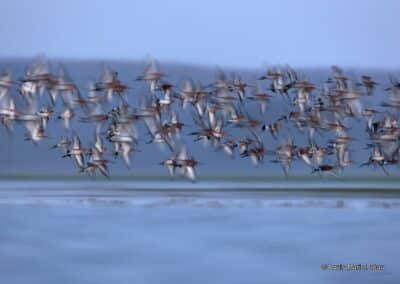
[0,173,399,181]
[0,176,399,194]
[1,57,399,73]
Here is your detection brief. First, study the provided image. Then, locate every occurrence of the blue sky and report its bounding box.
[0,0,399,68]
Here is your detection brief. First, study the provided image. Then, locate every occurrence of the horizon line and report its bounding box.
[0,56,399,72]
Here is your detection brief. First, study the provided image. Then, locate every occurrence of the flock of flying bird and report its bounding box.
[0,59,399,180]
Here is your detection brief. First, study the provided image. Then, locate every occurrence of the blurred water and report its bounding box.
[0,181,399,283]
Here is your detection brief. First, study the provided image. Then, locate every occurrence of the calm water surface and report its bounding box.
[0,181,399,284]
